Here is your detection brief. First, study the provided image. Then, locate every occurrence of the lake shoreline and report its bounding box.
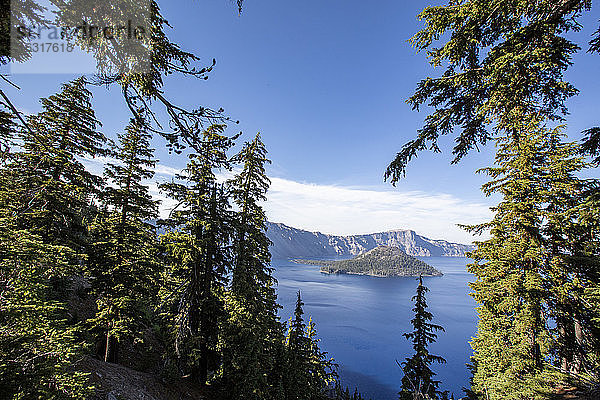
[319,269,443,278]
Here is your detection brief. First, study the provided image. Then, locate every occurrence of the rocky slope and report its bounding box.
[82,357,206,400]
[266,222,473,259]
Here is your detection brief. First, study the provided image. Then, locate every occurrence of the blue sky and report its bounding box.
[6,0,600,243]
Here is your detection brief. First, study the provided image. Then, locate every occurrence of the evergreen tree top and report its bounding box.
[230,133,271,207]
[102,118,158,221]
[292,290,306,333]
[385,0,592,183]
[404,276,445,352]
[30,77,105,158]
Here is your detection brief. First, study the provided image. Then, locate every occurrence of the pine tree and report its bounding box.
[399,276,446,400]
[0,220,93,398]
[0,77,105,398]
[284,291,337,400]
[334,382,369,400]
[541,135,600,381]
[0,110,15,161]
[306,316,338,398]
[87,118,160,364]
[159,124,235,385]
[221,133,284,399]
[462,122,600,398]
[284,291,312,400]
[465,120,566,399]
[12,77,105,252]
[540,136,588,375]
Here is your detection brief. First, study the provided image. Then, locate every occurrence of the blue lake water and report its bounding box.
[272,257,478,400]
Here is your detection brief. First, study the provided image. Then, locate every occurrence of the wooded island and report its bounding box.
[294,246,443,277]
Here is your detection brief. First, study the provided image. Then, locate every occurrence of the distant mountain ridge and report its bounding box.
[266,222,473,259]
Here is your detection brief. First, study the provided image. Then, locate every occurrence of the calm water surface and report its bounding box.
[273,257,477,400]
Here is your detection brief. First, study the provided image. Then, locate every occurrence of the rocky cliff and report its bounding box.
[266,222,473,259]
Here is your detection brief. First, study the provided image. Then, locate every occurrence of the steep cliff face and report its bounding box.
[266,222,473,259]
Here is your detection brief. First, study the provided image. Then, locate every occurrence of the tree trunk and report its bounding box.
[104,324,111,363]
[572,318,584,374]
[557,316,571,372]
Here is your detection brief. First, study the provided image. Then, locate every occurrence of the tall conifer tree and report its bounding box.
[160,125,234,385]
[541,135,600,380]
[284,291,312,400]
[284,291,336,400]
[0,77,104,398]
[87,118,160,363]
[13,77,105,252]
[399,276,446,400]
[465,120,563,399]
[541,137,588,375]
[221,133,283,399]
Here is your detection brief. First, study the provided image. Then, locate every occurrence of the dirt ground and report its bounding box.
[80,357,211,400]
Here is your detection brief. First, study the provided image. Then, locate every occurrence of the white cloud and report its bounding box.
[146,182,180,219]
[154,163,181,177]
[80,155,112,175]
[80,156,492,244]
[82,155,181,177]
[264,178,493,244]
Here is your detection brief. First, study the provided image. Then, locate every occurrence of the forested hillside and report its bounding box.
[0,81,340,398]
